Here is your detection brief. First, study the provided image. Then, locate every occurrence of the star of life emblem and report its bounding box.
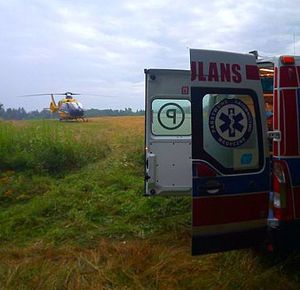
[209,99,253,148]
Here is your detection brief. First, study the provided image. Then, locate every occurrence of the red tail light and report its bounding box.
[280,55,295,65]
[272,161,293,221]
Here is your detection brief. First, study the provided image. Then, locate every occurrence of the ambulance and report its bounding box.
[144,49,300,255]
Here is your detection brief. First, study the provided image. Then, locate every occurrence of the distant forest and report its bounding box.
[0,104,144,120]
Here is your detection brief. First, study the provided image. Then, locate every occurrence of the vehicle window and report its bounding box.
[264,97,273,131]
[202,93,261,171]
[261,77,273,94]
[152,99,191,136]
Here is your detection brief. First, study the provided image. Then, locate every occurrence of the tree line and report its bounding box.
[0,104,144,120]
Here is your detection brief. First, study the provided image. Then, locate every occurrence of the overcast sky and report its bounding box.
[0,0,300,111]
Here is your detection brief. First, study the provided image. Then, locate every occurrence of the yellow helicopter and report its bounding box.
[20,92,87,121]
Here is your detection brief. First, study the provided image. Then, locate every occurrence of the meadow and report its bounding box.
[1,116,300,289]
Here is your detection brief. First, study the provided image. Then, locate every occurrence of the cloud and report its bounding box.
[1,0,300,110]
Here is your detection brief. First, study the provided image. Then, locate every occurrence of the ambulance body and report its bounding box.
[144,69,192,196]
[144,49,300,255]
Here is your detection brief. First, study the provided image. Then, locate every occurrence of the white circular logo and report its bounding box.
[158,103,185,130]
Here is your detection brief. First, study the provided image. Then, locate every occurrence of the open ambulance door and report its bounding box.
[190,50,270,255]
[144,69,192,195]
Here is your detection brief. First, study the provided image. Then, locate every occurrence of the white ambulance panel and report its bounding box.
[144,69,191,195]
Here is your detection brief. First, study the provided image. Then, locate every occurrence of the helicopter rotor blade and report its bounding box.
[17,93,54,97]
[51,92,81,96]
[82,94,117,98]
[17,92,82,97]
[17,92,115,98]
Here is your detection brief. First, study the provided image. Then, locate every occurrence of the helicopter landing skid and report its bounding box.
[59,118,88,122]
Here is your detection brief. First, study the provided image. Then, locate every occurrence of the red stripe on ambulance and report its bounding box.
[273,90,279,156]
[280,66,298,87]
[245,65,260,80]
[279,89,298,156]
[193,192,269,226]
[191,62,261,83]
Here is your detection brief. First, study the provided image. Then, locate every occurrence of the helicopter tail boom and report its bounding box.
[50,94,58,112]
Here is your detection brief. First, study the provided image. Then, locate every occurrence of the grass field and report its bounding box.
[1,116,300,289]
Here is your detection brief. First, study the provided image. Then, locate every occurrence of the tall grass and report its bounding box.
[0,118,189,247]
[0,121,110,175]
[1,117,300,289]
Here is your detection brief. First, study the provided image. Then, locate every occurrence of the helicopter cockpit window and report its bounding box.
[76,102,83,109]
[70,102,83,110]
[59,103,69,112]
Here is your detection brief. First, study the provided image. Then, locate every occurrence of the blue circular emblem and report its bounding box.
[209,99,253,148]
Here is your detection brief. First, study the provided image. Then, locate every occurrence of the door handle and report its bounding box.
[198,180,223,194]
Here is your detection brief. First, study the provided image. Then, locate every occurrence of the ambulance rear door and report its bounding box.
[190,49,270,255]
[270,55,300,223]
[144,69,192,195]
